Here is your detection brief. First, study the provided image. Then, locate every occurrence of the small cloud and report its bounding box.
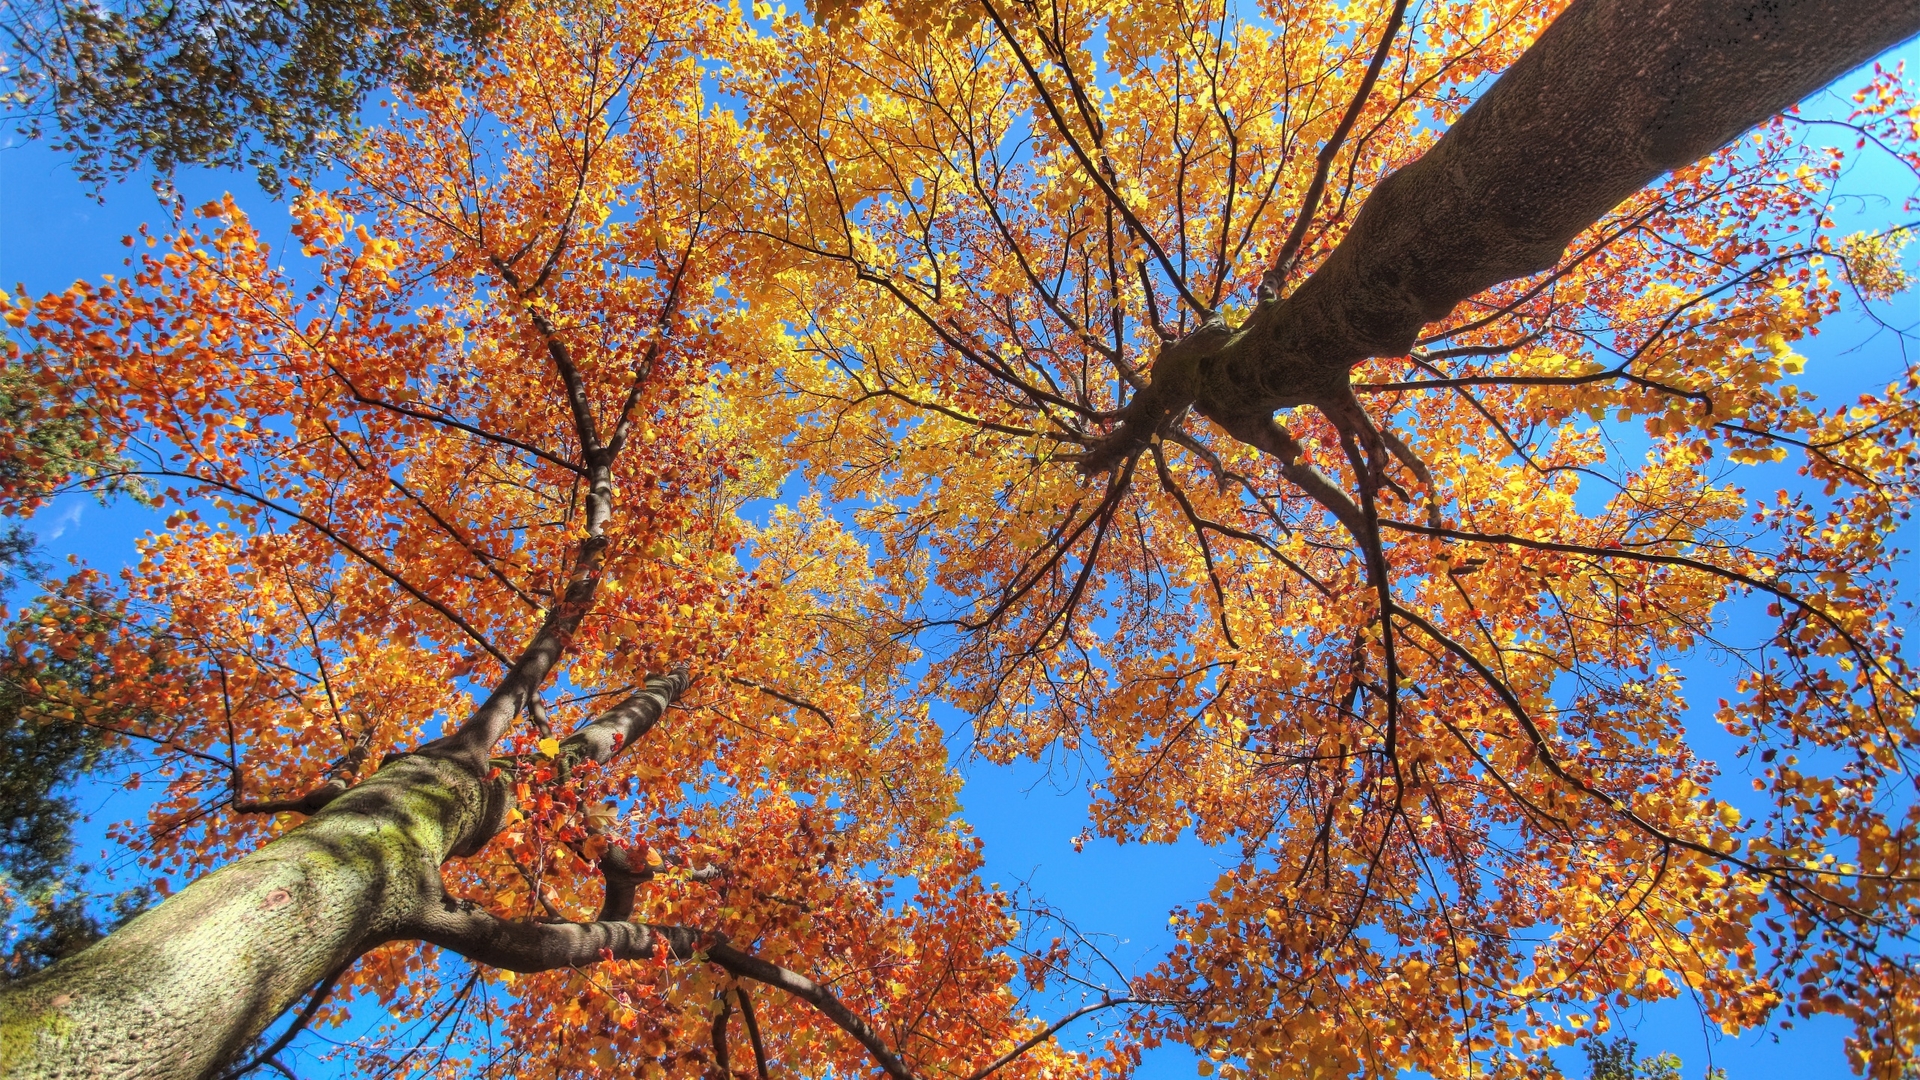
[41,501,83,541]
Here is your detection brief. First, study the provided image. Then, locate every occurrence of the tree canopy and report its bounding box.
[2,0,502,187]
[0,334,156,980]
[1,0,1918,1077]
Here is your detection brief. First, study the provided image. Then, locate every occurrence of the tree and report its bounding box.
[734,0,1920,1075]
[0,336,158,981]
[1579,1038,1693,1080]
[1,1,1918,1079]
[1,0,504,188]
[1,2,1055,1076]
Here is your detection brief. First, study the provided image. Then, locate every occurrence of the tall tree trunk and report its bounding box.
[0,755,495,1079]
[1083,0,1920,467]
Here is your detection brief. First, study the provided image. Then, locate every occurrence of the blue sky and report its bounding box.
[5,32,1919,1080]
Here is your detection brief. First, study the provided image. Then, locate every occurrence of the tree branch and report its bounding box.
[724,674,837,728]
[964,996,1143,1080]
[233,744,369,816]
[594,843,649,923]
[563,667,692,765]
[409,901,920,1080]
[412,529,621,773]
[215,955,354,1080]
[736,987,770,1080]
[707,943,919,1080]
[711,988,734,1079]
[1087,0,1920,461]
[1261,0,1410,296]
[408,899,709,972]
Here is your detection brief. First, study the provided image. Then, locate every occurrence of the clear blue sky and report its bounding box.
[4,34,1918,1080]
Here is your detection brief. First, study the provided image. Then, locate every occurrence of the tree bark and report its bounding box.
[0,666,688,1079]
[1085,0,1920,467]
[0,755,497,1079]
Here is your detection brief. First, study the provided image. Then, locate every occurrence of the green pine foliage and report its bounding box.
[0,362,146,514]
[0,349,155,977]
[2,0,504,188]
[0,542,155,979]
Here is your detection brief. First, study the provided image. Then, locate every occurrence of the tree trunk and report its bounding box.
[0,755,495,1080]
[1084,0,1920,466]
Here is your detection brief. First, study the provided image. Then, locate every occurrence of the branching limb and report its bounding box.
[725,674,838,728]
[1221,415,1367,541]
[563,666,692,765]
[1150,442,1239,648]
[215,954,355,1080]
[145,469,510,667]
[411,537,611,772]
[417,232,670,771]
[1078,0,1920,468]
[230,787,345,818]
[413,897,920,1080]
[1388,603,1917,902]
[1260,0,1411,297]
[976,0,1209,316]
[423,823,1130,1080]
[963,996,1146,1080]
[1378,519,1912,700]
[583,841,718,924]
[595,843,650,923]
[407,898,709,972]
[527,696,554,738]
[737,987,771,1080]
[1072,314,1234,474]
[706,943,918,1080]
[232,743,370,817]
[711,989,734,1080]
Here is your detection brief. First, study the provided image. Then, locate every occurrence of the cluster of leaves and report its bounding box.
[1504,1035,1719,1080]
[726,1,1920,1076]
[1,0,505,188]
[1578,1038,1691,1080]
[0,363,145,512]
[0,354,156,979]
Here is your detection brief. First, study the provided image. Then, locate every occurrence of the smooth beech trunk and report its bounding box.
[0,755,493,1079]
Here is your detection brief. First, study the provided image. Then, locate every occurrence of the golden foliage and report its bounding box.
[6,0,1920,1077]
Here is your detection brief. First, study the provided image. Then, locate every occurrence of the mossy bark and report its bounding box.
[0,755,493,1080]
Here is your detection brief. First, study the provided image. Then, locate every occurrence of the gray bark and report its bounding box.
[0,755,495,1079]
[0,675,691,1079]
[1086,0,1920,467]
